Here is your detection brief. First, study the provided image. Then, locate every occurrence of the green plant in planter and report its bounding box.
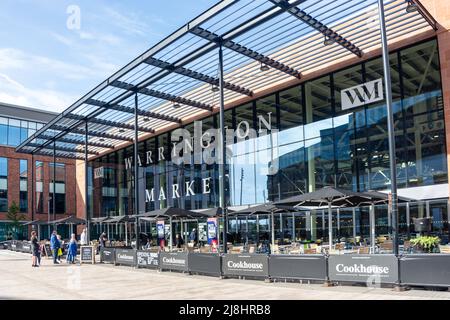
[410,236,440,253]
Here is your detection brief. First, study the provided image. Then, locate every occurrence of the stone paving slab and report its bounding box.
[1,250,449,300]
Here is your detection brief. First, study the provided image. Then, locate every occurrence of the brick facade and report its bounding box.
[0,145,76,223]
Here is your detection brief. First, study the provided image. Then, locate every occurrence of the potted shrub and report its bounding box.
[410,236,440,253]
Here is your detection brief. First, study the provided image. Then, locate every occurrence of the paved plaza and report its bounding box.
[1,250,449,300]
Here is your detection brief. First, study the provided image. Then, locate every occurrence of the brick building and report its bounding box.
[0,102,76,240]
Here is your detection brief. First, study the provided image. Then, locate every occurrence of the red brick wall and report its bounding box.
[0,145,76,223]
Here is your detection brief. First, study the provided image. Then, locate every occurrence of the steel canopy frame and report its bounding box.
[16,0,436,161]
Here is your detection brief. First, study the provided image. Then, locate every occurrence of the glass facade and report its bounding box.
[19,159,27,212]
[0,117,44,147]
[0,157,7,212]
[35,161,43,214]
[49,163,66,214]
[89,39,448,244]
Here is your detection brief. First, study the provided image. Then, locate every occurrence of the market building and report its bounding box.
[0,102,76,240]
[13,0,450,249]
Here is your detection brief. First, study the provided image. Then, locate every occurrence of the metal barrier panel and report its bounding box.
[328,255,398,284]
[269,254,327,280]
[222,254,269,278]
[159,252,189,272]
[136,250,159,269]
[400,254,450,287]
[188,253,221,276]
[114,249,136,266]
[100,248,116,263]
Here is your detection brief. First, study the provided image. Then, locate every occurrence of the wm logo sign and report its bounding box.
[341,79,384,110]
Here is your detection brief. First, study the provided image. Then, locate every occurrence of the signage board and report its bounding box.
[222,254,269,278]
[269,255,327,280]
[44,244,52,258]
[136,250,159,268]
[159,252,189,272]
[115,249,136,266]
[207,218,218,245]
[341,79,384,110]
[80,246,95,264]
[328,255,398,284]
[100,247,115,264]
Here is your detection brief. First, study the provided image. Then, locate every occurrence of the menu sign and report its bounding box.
[136,251,159,268]
[80,246,95,264]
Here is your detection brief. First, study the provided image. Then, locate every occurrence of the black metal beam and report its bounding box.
[86,98,181,124]
[26,142,99,155]
[144,57,253,96]
[65,114,155,134]
[270,0,363,57]
[190,27,302,79]
[22,148,86,160]
[39,134,114,149]
[111,80,214,112]
[51,124,133,142]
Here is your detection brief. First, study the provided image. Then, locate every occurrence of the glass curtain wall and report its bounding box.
[88,39,447,224]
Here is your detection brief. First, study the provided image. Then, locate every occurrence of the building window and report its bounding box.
[19,160,27,212]
[49,163,65,214]
[0,158,7,212]
[35,161,43,214]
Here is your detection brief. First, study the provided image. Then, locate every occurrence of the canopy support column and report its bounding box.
[328,203,332,249]
[370,204,376,252]
[134,93,140,250]
[378,0,398,257]
[218,43,228,254]
[53,141,56,221]
[85,120,90,243]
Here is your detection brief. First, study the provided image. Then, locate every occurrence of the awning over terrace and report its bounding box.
[15,0,437,160]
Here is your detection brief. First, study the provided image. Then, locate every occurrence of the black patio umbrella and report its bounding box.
[232,203,297,247]
[274,187,411,249]
[193,207,235,217]
[103,215,136,245]
[51,216,86,225]
[274,187,382,249]
[138,207,209,250]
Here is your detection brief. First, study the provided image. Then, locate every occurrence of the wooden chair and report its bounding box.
[358,246,370,254]
[230,246,244,254]
[304,248,317,254]
[334,243,345,251]
[439,245,450,254]
[271,244,280,254]
[379,241,393,253]
[199,246,210,253]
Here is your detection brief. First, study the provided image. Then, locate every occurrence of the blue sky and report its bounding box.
[0,0,218,112]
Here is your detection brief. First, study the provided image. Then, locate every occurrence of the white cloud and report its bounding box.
[0,73,75,112]
[0,47,116,81]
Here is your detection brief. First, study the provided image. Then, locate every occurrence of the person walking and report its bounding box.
[66,233,78,264]
[80,228,88,246]
[189,228,197,247]
[50,231,60,264]
[57,234,63,263]
[174,233,184,249]
[98,232,107,252]
[30,231,40,267]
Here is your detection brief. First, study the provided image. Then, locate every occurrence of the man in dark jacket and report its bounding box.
[50,231,60,264]
[189,228,197,246]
